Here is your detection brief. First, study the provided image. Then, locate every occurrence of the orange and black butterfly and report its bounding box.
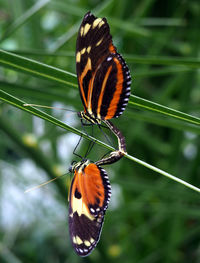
[76,11,131,125]
[68,159,111,256]
[68,11,131,256]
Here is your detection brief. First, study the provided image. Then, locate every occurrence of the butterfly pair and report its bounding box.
[68,11,131,256]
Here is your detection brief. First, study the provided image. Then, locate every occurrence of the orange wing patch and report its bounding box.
[105,56,124,119]
[82,163,105,208]
[109,43,116,53]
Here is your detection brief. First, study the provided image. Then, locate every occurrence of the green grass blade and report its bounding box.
[0,89,110,150]
[1,49,200,127]
[1,0,50,42]
[126,54,200,68]
[109,17,151,37]
[134,66,193,78]
[50,0,114,51]
[127,111,200,135]
[0,89,200,194]
[0,49,77,87]
[130,95,200,125]
[125,153,200,193]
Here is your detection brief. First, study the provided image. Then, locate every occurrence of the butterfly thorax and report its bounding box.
[70,159,91,174]
[78,111,102,125]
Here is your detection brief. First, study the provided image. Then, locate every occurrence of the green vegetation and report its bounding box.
[0,0,200,262]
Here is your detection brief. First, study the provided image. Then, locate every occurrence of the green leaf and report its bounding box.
[125,54,200,68]
[0,49,77,87]
[1,0,50,42]
[0,49,200,127]
[130,95,200,126]
[1,89,200,194]
[49,0,115,51]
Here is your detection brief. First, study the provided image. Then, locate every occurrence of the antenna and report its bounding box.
[24,173,68,193]
[23,103,76,113]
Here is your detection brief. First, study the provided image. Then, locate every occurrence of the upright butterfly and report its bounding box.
[68,159,111,256]
[76,11,131,125]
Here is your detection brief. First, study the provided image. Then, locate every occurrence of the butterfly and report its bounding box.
[68,159,111,256]
[68,11,131,256]
[76,11,131,125]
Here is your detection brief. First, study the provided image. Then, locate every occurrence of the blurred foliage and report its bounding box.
[0,0,200,263]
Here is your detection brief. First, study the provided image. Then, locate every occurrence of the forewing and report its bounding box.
[76,11,116,112]
[68,162,111,256]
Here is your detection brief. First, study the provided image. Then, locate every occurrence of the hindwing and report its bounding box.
[68,160,111,256]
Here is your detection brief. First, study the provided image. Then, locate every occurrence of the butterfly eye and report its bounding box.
[69,161,77,173]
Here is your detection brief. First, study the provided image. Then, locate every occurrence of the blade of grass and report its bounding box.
[134,66,193,78]
[0,49,77,87]
[139,18,186,26]
[0,89,200,194]
[0,80,76,104]
[50,0,115,51]
[125,152,200,193]
[130,95,200,126]
[2,78,199,135]
[1,49,200,127]
[125,54,200,68]
[0,0,50,42]
[8,49,75,58]
[0,89,109,149]
[126,110,200,135]
[5,50,200,69]
[1,49,200,126]
[108,17,151,37]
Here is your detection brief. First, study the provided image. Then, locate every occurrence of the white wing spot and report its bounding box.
[90,208,95,213]
[107,56,112,61]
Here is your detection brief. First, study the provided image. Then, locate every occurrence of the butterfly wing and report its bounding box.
[76,12,131,121]
[68,161,111,256]
[89,52,131,120]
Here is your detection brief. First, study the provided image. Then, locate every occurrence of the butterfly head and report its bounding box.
[78,111,102,125]
[69,159,91,174]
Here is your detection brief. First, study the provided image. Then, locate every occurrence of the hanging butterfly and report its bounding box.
[76,11,131,125]
[68,159,111,256]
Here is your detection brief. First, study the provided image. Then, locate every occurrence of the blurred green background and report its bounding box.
[0,0,200,262]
